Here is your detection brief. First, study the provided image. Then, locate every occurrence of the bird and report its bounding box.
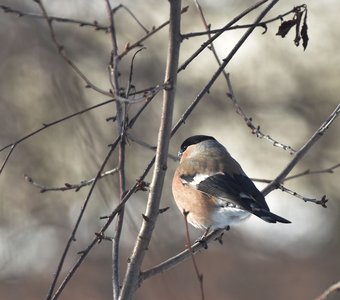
[172,135,290,233]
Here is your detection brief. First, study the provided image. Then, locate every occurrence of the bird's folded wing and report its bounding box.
[180,172,269,211]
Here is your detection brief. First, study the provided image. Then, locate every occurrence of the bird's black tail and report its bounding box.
[254,209,291,224]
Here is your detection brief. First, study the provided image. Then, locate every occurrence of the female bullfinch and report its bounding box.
[172,135,290,231]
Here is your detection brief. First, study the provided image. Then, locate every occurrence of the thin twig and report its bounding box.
[193,2,296,154]
[127,134,178,161]
[0,4,109,31]
[48,66,159,300]
[183,210,205,300]
[34,0,112,97]
[262,104,340,196]
[118,6,189,59]
[0,98,115,175]
[46,136,120,300]
[252,163,340,183]
[113,4,149,34]
[105,1,125,298]
[182,5,305,39]
[226,74,296,153]
[24,168,118,193]
[277,184,328,207]
[51,154,157,300]
[315,281,340,300]
[177,0,268,73]
[284,163,340,181]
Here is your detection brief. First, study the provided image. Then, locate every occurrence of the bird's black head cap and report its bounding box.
[178,135,216,157]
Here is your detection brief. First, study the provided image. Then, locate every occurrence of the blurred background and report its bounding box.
[0,0,339,299]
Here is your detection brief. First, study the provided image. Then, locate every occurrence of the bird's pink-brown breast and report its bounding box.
[172,167,218,229]
[172,144,224,229]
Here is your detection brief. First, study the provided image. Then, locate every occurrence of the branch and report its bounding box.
[284,163,340,181]
[24,168,118,193]
[34,0,112,97]
[226,74,296,153]
[105,1,126,298]
[193,1,295,154]
[50,2,280,295]
[177,0,268,73]
[182,4,306,39]
[118,6,189,59]
[140,228,224,283]
[127,134,178,161]
[118,1,182,298]
[315,281,340,300]
[46,136,120,300]
[0,98,114,175]
[183,210,205,300]
[262,103,340,196]
[277,184,328,207]
[0,4,109,31]
[138,0,281,284]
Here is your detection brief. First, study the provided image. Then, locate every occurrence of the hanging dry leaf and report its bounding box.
[276,19,297,38]
[301,11,309,50]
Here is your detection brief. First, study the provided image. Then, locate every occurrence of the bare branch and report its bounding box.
[0,98,114,175]
[315,281,340,300]
[182,4,306,39]
[127,134,178,161]
[137,0,282,284]
[183,210,205,300]
[34,0,112,97]
[112,4,149,34]
[226,74,296,153]
[277,184,328,207]
[193,1,295,154]
[140,228,224,283]
[119,1,182,298]
[284,163,340,181]
[105,1,125,298]
[118,6,189,59]
[178,0,268,73]
[46,136,120,300]
[24,169,118,193]
[0,4,109,31]
[252,163,340,184]
[262,104,340,196]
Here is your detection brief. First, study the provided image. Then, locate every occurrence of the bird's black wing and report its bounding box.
[180,172,290,224]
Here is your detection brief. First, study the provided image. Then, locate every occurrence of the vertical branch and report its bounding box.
[105,1,126,299]
[118,1,182,299]
[183,210,205,300]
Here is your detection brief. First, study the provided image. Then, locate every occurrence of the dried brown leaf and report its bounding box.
[276,19,297,38]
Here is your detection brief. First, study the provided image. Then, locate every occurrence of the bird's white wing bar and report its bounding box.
[180,172,223,187]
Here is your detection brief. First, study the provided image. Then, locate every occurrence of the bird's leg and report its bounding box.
[195,226,211,249]
[214,226,230,245]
